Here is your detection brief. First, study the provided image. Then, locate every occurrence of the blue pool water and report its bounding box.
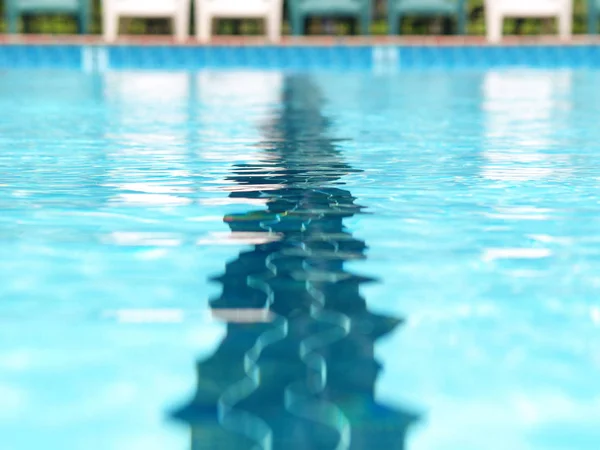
[0,68,599,450]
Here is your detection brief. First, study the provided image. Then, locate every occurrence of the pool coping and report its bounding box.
[2,34,600,71]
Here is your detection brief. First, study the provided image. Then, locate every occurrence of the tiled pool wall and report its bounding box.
[1,43,600,70]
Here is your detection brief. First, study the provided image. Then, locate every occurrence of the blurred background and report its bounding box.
[0,0,591,37]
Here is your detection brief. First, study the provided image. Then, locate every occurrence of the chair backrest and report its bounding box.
[108,0,186,7]
[291,0,367,2]
[106,0,189,15]
[196,0,281,5]
[486,0,571,14]
[288,0,371,11]
[10,0,82,11]
[394,0,465,12]
[196,0,283,15]
[395,0,462,4]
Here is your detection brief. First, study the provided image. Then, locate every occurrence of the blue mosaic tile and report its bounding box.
[395,45,600,69]
[0,45,81,69]
[103,45,372,71]
[1,43,600,71]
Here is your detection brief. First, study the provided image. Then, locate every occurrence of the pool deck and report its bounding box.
[1,33,600,47]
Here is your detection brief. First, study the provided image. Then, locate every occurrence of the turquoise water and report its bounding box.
[0,69,599,450]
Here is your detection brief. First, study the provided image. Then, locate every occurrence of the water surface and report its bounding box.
[0,68,599,450]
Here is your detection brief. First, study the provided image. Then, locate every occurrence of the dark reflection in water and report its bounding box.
[173,75,418,449]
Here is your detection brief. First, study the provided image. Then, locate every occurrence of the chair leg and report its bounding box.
[79,12,89,34]
[456,11,466,34]
[589,13,598,34]
[290,12,304,36]
[103,12,119,42]
[589,0,598,35]
[196,12,212,42]
[486,11,502,42]
[267,11,282,42]
[360,11,371,35]
[6,11,19,34]
[388,12,401,35]
[558,9,572,40]
[174,9,189,42]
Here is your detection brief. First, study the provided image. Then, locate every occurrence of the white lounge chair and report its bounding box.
[484,0,573,42]
[194,0,283,43]
[103,0,191,42]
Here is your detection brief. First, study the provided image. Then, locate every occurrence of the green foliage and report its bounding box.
[0,0,591,36]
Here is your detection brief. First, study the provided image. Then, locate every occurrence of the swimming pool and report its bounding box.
[0,48,599,450]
